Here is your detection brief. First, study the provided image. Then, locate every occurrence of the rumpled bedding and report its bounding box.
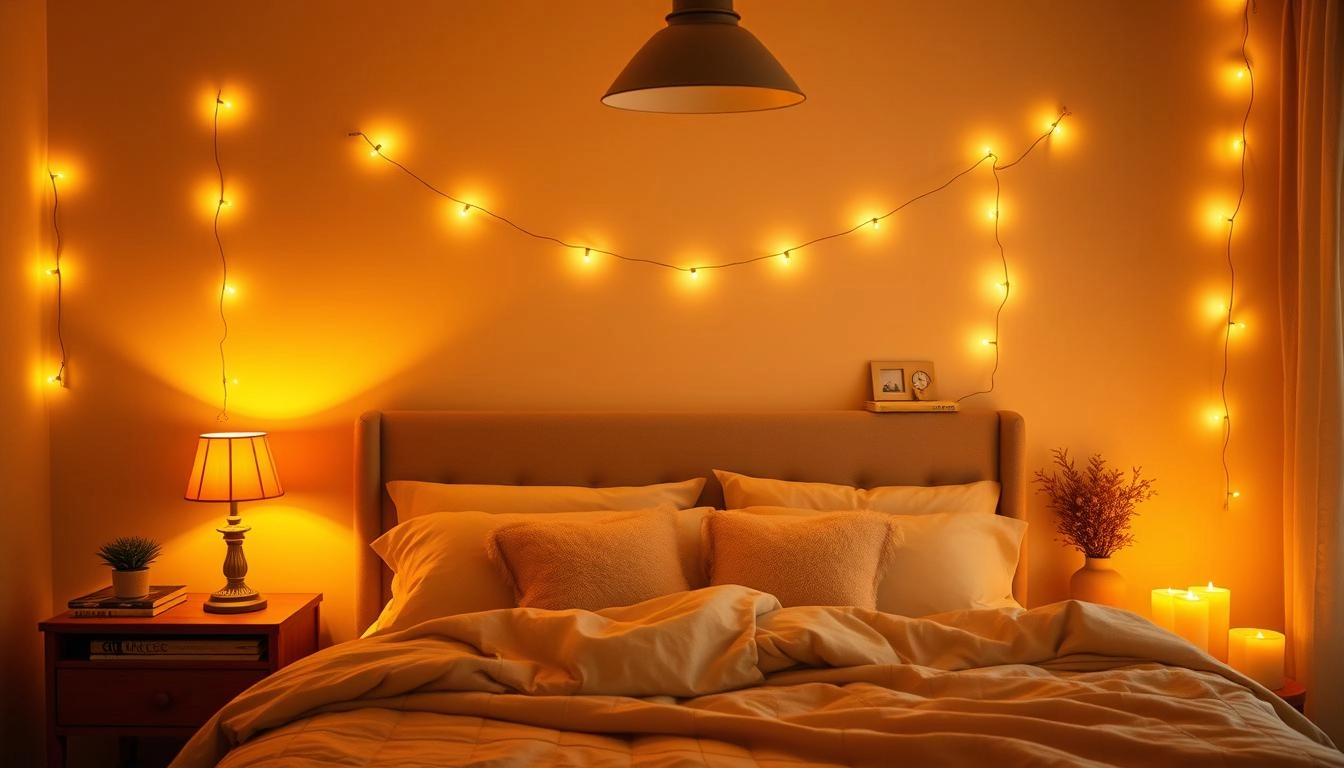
[170,585,1343,767]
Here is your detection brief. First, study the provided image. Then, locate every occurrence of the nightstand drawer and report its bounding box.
[56,668,266,727]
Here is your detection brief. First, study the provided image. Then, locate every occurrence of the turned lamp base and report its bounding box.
[205,504,267,614]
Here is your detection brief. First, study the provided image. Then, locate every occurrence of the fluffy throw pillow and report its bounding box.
[387,477,706,523]
[369,506,710,633]
[714,469,998,516]
[703,510,894,609]
[486,510,690,611]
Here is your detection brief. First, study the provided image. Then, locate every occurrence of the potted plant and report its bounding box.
[97,535,163,598]
[1033,448,1156,606]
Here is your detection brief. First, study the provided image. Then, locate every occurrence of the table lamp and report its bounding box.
[184,431,283,613]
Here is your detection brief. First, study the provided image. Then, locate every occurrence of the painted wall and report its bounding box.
[40,0,1286,675]
[0,0,52,764]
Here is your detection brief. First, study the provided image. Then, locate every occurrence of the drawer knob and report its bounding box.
[150,692,173,709]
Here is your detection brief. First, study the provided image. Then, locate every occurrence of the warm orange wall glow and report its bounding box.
[38,1,1291,648]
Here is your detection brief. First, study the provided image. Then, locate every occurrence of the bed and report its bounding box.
[170,409,1343,767]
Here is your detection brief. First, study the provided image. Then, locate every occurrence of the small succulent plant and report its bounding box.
[96,536,163,571]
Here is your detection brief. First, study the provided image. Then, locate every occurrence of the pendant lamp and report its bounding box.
[602,0,805,114]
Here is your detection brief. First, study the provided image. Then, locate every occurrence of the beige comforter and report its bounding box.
[171,585,1342,767]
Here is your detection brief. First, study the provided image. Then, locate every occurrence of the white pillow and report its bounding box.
[369,507,711,633]
[714,470,998,516]
[743,507,1024,616]
[387,478,707,523]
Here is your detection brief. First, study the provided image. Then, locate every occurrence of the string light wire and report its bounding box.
[1220,1,1255,506]
[211,91,231,421]
[348,109,1068,276]
[47,169,68,387]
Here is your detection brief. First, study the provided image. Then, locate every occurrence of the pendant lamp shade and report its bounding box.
[603,0,805,114]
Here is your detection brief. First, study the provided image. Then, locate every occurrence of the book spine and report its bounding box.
[89,653,262,661]
[70,607,166,617]
[90,639,263,655]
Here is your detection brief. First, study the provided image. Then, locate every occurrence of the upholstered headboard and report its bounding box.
[353,409,1027,633]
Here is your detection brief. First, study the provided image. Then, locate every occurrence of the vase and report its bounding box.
[112,568,151,599]
[1069,557,1126,606]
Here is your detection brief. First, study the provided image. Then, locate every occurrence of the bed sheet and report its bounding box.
[170,586,1343,768]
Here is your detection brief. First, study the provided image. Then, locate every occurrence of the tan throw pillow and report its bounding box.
[486,509,691,611]
[703,510,893,609]
[387,478,707,523]
[713,469,998,516]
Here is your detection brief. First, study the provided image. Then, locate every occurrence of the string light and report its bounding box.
[347,108,1068,283]
[1217,0,1254,507]
[46,168,68,387]
[211,91,232,421]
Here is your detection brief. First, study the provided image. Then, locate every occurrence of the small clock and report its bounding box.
[911,370,932,399]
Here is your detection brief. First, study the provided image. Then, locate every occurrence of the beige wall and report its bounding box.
[0,0,52,764]
[38,0,1288,659]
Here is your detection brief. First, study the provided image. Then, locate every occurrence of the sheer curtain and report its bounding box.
[1279,0,1344,745]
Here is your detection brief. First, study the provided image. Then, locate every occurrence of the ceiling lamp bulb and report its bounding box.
[602,0,805,114]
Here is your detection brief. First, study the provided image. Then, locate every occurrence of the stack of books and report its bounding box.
[67,584,187,618]
[88,636,264,661]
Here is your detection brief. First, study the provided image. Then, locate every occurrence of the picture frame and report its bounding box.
[869,360,937,402]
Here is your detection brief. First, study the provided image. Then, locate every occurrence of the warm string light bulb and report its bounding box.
[210,90,234,421]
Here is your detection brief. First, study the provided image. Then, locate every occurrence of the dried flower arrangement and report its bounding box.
[1033,448,1157,559]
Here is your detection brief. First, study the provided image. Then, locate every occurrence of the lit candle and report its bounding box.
[1228,628,1285,689]
[1188,582,1231,661]
[1172,590,1210,651]
[1150,587,1182,632]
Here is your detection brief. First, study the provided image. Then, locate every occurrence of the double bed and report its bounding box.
[169,410,1342,767]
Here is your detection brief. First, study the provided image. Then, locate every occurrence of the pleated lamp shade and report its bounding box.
[602,0,804,114]
[185,432,284,503]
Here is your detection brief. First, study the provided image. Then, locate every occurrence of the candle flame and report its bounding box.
[1255,631,1265,639]
[1207,580,1215,590]
[1184,590,1200,601]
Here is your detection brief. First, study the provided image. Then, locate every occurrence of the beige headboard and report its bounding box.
[354,409,1027,633]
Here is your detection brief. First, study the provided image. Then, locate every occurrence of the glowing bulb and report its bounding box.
[47,375,60,385]
[982,146,994,158]
[218,199,232,208]
[1047,120,1062,135]
[217,98,232,109]
[460,203,471,217]
[781,250,791,263]
[1229,320,1246,329]
[50,171,64,180]
[369,144,382,157]
[582,248,591,264]
[1229,490,1242,499]
[870,218,880,230]
[231,377,240,385]
[46,267,59,276]
[1232,137,1244,152]
[986,208,998,220]
[981,339,998,346]
[224,284,237,296]
[689,268,699,279]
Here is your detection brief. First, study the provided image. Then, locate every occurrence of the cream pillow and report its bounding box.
[714,469,998,516]
[370,507,711,633]
[486,510,689,611]
[743,506,1025,616]
[703,510,894,609]
[387,477,706,523]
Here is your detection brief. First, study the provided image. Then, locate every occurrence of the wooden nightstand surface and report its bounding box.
[1274,678,1307,714]
[39,592,321,768]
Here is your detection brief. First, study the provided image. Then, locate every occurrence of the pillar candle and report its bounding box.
[1150,587,1182,632]
[1188,582,1231,661]
[1228,628,1285,689]
[1172,590,1210,651]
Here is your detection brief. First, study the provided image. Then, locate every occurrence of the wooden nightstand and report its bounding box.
[39,592,321,768]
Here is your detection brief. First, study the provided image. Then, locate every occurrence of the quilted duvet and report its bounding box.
[170,585,1343,767]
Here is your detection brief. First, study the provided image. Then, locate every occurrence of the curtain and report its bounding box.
[1279,0,1344,745]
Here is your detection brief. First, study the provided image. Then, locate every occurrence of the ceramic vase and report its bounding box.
[112,568,151,599]
[1069,557,1126,606]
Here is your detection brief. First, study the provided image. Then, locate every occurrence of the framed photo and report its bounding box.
[869,360,937,402]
